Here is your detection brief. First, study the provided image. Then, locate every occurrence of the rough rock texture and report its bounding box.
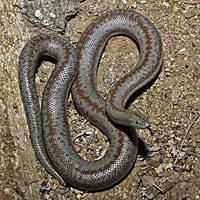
[15,0,84,31]
[1,0,199,199]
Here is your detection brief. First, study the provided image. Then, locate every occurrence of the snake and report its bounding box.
[18,10,163,191]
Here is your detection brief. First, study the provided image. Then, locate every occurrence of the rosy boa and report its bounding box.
[18,10,163,190]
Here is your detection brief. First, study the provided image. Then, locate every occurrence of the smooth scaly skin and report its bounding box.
[72,10,162,189]
[18,10,163,191]
[18,34,78,185]
[104,11,163,129]
[18,33,137,191]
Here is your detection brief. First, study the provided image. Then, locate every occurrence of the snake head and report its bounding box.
[129,111,150,129]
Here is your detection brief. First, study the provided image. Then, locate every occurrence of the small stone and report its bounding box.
[179,48,186,53]
[185,8,199,19]
[185,157,193,172]
[77,194,82,199]
[170,146,178,157]
[172,87,181,105]
[179,152,185,159]
[74,144,81,152]
[196,134,200,143]
[35,10,43,20]
[149,146,161,152]
[122,192,127,198]
[121,0,127,4]
[137,170,145,176]
[155,164,164,173]
[164,162,173,169]
[148,159,161,168]
[49,12,56,18]
[147,193,154,199]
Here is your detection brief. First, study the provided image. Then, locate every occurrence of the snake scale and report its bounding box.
[18,10,163,191]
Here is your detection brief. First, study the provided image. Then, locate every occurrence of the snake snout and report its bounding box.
[131,116,150,129]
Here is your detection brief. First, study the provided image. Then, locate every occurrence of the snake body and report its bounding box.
[18,10,163,191]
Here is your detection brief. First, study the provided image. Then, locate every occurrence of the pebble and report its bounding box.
[172,87,181,105]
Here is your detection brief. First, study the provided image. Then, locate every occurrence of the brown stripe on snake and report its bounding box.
[18,10,162,191]
[105,11,163,129]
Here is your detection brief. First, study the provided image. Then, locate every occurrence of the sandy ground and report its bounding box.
[0,0,200,199]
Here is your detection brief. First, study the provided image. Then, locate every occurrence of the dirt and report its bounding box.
[0,0,199,199]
